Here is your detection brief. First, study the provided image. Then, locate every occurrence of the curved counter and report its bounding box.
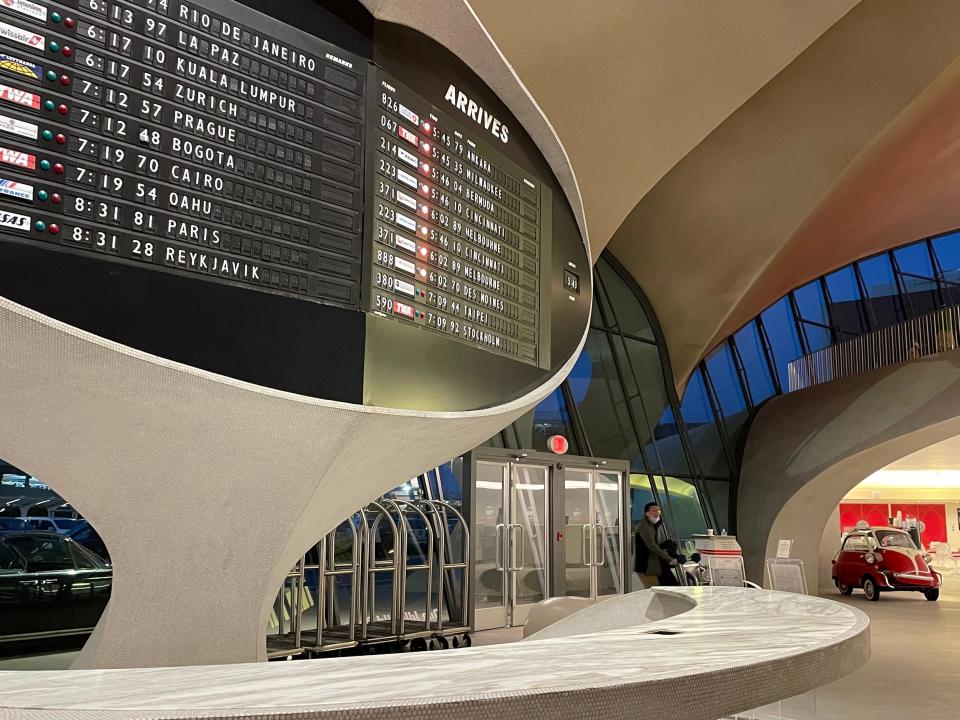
[0,587,869,720]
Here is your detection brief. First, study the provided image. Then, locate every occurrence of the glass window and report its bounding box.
[800,321,832,353]
[596,258,655,340]
[857,254,904,327]
[516,387,578,454]
[931,231,960,285]
[704,346,750,457]
[760,298,805,391]
[703,479,730,532]
[622,337,670,445]
[824,266,868,337]
[70,542,98,569]
[679,369,728,476]
[629,474,657,526]
[572,330,641,467]
[0,542,24,573]
[650,406,690,476]
[733,321,776,403]
[793,281,830,326]
[653,476,708,542]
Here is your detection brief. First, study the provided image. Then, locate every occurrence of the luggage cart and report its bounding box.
[358,500,402,649]
[423,498,472,648]
[389,498,435,651]
[301,514,361,656]
[265,559,306,659]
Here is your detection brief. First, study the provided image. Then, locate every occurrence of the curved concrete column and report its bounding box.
[738,351,960,591]
[0,297,585,669]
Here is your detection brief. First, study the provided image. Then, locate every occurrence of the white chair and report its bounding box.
[933,542,957,574]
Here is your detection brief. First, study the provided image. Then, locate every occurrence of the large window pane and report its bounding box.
[572,330,641,467]
[650,406,690,476]
[623,337,670,445]
[800,321,832,353]
[629,474,656,526]
[704,346,749,456]
[931,231,960,305]
[824,266,868,337]
[514,386,578,453]
[793,281,830,325]
[857,254,904,327]
[653,476,708,545]
[679,369,727,477]
[733,321,776,403]
[596,258,655,341]
[703,479,731,532]
[760,298,805,391]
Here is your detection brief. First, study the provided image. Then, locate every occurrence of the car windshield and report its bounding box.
[876,530,917,549]
[53,519,82,530]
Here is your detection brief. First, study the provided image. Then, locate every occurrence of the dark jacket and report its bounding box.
[634,518,674,575]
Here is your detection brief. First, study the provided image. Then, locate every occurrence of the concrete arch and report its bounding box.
[738,350,960,592]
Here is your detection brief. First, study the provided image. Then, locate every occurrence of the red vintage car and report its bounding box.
[832,527,941,601]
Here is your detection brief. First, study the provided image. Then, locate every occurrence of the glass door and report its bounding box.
[473,461,508,631]
[563,468,624,600]
[508,464,548,626]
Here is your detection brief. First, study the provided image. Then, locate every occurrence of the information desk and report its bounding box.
[0,587,870,720]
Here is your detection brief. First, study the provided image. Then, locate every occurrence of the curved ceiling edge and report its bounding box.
[359,0,590,256]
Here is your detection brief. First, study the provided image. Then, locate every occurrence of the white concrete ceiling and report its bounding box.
[882,434,960,473]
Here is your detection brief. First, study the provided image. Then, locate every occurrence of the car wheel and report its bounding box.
[837,582,853,596]
[924,588,940,601]
[863,576,880,601]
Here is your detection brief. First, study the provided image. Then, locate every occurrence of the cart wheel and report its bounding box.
[410,638,428,652]
[451,635,461,649]
[461,634,472,648]
[431,636,449,650]
[398,640,412,652]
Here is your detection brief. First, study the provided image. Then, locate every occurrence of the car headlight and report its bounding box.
[923,553,933,564]
[864,552,876,564]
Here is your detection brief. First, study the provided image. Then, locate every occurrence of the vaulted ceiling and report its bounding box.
[365,0,960,389]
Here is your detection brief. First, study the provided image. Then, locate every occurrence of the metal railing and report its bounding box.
[787,304,960,392]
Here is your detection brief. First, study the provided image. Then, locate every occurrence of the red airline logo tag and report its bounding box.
[0,144,34,169]
[0,81,38,110]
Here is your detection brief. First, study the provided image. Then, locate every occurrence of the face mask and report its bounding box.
[648,513,660,522]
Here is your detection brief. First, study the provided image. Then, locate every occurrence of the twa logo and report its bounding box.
[0,145,34,169]
[0,82,38,110]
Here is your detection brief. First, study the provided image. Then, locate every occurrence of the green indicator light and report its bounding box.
[48,42,60,53]
[34,220,45,232]
[39,159,50,171]
[41,129,52,141]
[37,190,48,201]
[43,100,54,111]
[45,70,56,81]
[51,12,61,22]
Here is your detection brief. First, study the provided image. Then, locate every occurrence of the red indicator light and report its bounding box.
[52,163,64,174]
[54,133,66,144]
[57,104,68,115]
[64,18,75,29]
[419,268,427,278]
[419,247,428,257]
[420,141,430,154]
[421,120,432,134]
[418,226,428,237]
[420,162,430,175]
[418,204,428,217]
[48,223,59,235]
[59,75,70,86]
[51,193,61,204]
[547,435,569,455]
[61,47,72,57]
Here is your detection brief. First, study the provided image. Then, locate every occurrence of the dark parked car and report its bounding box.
[0,531,111,642]
[26,517,83,534]
[67,521,110,562]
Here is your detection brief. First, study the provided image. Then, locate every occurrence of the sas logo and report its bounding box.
[0,81,38,110]
[0,144,34,169]
[0,176,32,201]
[0,208,29,230]
[0,112,36,139]
[0,20,43,51]
[0,0,46,22]
[0,52,41,81]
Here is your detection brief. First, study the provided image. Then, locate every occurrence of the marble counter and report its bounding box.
[0,587,869,720]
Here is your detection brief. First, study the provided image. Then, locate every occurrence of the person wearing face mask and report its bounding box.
[634,502,679,588]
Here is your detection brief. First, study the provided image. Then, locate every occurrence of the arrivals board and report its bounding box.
[0,0,366,307]
[0,0,552,368]
[366,70,547,368]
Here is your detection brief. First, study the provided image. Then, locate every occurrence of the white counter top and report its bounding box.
[0,587,869,720]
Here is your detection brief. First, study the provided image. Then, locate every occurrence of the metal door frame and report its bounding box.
[464,449,629,631]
